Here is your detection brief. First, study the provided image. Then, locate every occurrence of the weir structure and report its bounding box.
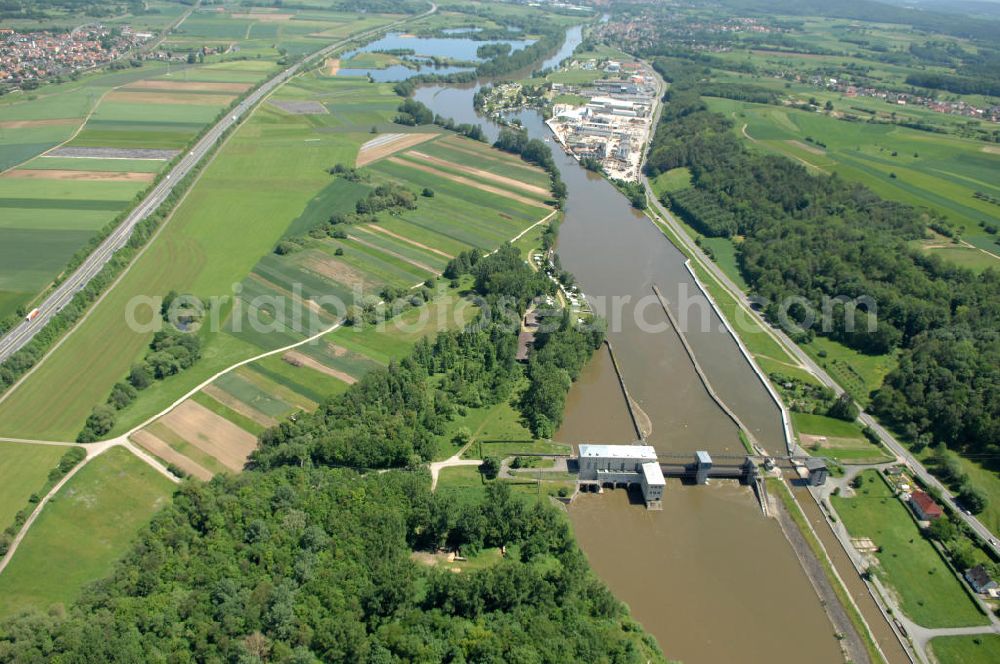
[574,445,829,513]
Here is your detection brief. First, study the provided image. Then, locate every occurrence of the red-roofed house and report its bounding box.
[909,490,943,521]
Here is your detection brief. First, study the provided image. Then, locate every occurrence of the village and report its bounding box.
[811,76,1000,124]
[0,25,154,87]
[544,56,660,181]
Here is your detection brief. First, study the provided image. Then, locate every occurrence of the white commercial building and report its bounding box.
[578,444,664,509]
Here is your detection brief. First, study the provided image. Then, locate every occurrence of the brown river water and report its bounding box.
[414,35,846,661]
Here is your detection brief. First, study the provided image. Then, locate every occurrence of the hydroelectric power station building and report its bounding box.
[578,444,664,509]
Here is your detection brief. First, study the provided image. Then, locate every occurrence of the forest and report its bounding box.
[0,468,663,662]
[645,56,1000,489]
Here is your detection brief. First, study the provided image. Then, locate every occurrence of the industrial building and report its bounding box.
[545,58,659,181]
[577,444,665,509]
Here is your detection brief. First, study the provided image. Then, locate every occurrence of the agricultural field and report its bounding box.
[0,64,558,460]
[0,59,277,322]
[163,5,396,59]
[0,443,67,528]
[705,96,1000,270]
[134,281,484,476]
[831,470,988,628]
[0,447,173,619]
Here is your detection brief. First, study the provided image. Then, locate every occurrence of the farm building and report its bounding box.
[965,565,998,593]
[909,490,943,521]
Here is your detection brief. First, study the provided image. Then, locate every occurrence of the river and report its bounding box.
[408,25,846,664]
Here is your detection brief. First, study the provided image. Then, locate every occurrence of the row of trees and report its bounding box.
[645,55,1000,470]
[276,179,423,256]
[78,296,203,442]
[494,126,567,204]
[393,97,488,142]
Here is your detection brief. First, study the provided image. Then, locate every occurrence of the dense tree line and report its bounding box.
[905,71,1000,98]
[0,468,664,662]
[355,183,418,215]
[393,98,487,141]
[646,56,1000,472]
[494,126,567,204]
[698,82,780,104]
[522,310,606,438]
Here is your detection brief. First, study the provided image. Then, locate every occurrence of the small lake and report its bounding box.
[336,32,536,82]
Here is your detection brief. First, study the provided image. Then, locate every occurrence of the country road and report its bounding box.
[640,66,1000,557]
[0,2,437,364]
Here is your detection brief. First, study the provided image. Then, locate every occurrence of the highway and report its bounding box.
[639,69,999,557]
[0,4,435,364]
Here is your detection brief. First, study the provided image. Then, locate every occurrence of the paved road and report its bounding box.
[0,3,436,364]
[640,68,1000,557]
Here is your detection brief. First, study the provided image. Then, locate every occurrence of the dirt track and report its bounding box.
[231,12,292,20]
[363,224,453,258]
[2,169,154,182]
[0,118,77,129]
[348,231,437,274]
[107,90,236,106]
[124,80,251,93]
[202,384,276,427]
[785,139,825,156]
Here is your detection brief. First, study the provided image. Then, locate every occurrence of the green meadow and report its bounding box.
[930,634,1000,664]
[791,412,891,463]
[0,448,172,619]
[831,470,987,628]
[0,443,67,528]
